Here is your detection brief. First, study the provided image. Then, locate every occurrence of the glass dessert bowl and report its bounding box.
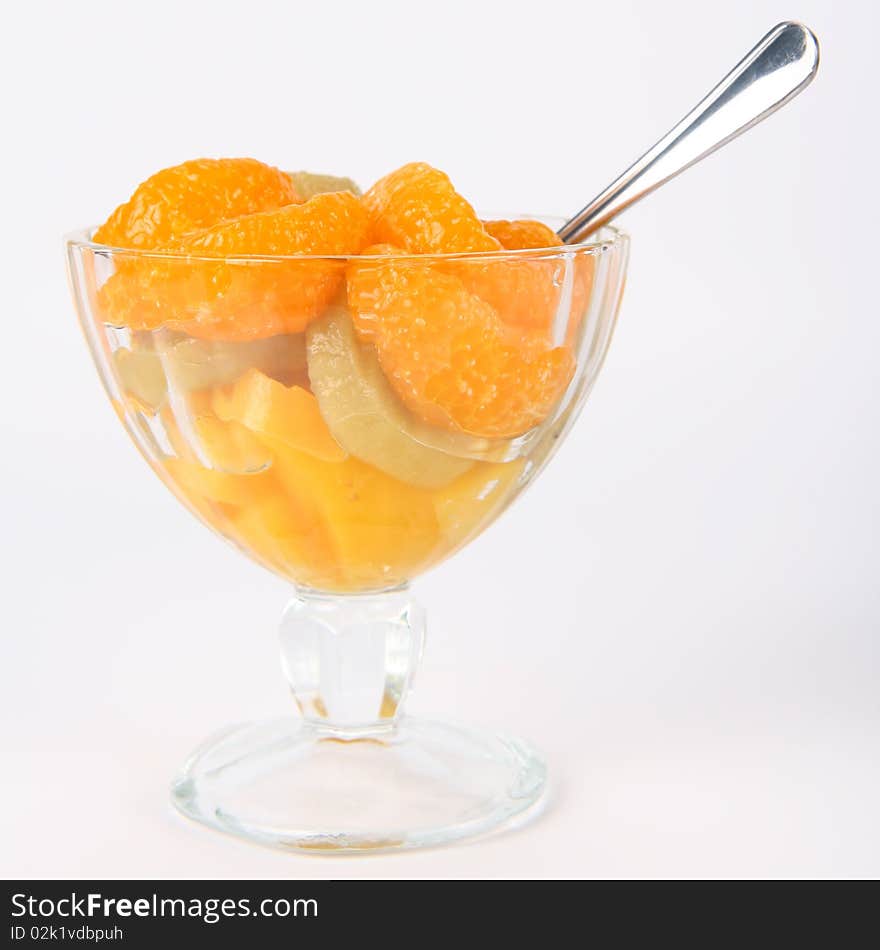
[67,218,628,853]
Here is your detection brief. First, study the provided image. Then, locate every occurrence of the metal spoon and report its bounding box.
[558,21,820,244]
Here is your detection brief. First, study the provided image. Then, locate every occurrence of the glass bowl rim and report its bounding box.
[64,222,628,264]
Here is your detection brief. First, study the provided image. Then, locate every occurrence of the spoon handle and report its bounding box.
[558,21,820,244]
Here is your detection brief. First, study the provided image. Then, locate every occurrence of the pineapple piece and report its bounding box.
[434,459,527,553]
[213,370,347,463]
[270,443,439,590]
[230,490,340,590]
[162,457,273,508]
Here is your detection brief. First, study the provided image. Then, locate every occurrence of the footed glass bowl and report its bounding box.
[66,219,628,852]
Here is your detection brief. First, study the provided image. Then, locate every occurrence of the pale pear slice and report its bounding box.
[113,332,308,414]
[306,307,477,489]
[113,345,167,410]
[288,171,361,200]
[154,332,307,391]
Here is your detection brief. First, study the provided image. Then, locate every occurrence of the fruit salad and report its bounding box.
[89,158,596,592]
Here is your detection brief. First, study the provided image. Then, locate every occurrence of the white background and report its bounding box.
[2,0,877,879]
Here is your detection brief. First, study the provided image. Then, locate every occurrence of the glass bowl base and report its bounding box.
[171,717,547,854]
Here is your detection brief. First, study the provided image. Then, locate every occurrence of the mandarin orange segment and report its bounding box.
[363,163,501,254]
[480,218,595,337]
[98,192,371,341]
[213,370,347,462]
[457,220,564,334]
[181,191,367,258]
[347,246,575,438]
[468,219,564,335]
[94,158,300,249]
[483,219,561,250]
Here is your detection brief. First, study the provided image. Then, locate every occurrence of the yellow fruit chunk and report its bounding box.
[162,457,272,508]
[270,444,440,590]
[306,307,474,488]
[191,416,272,474]
[230,491,339,590]
[288,171,361,199]
[159,400,212,456]
[434,459,527,553]
[213,370,346,463]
